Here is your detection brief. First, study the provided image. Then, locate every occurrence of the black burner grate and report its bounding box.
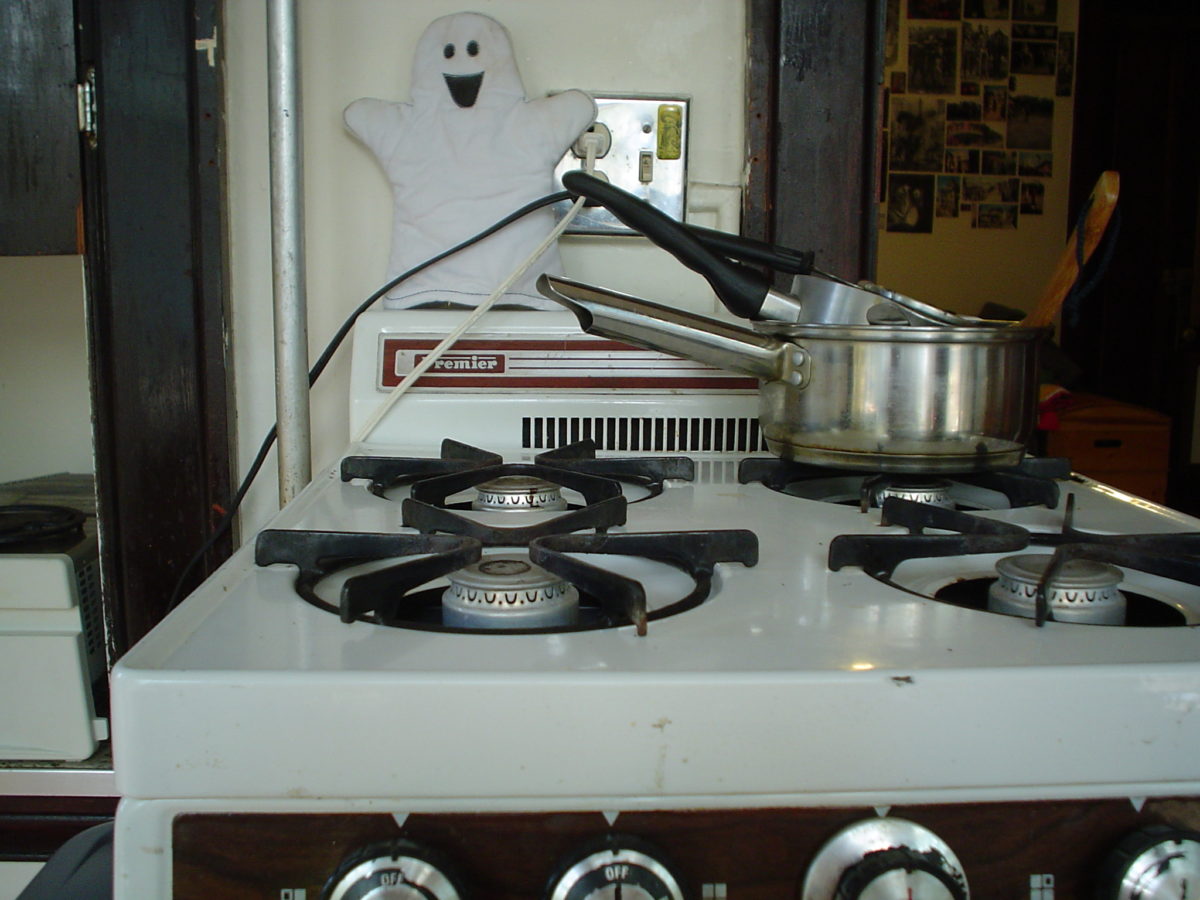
[261,441,753,635]
[255,527,758,636]
[0,504,86,548]
[829,495,1200,626]
[739,456,1069,511]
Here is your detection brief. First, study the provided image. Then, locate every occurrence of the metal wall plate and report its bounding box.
[553,94,689,235]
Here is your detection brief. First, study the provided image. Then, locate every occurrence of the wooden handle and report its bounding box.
[1020,171,1120,329]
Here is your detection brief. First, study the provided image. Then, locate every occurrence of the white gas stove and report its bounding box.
[112,310,1200,899]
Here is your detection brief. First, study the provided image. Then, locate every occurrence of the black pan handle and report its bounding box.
[681,223,815,276]
[562,170,772,319]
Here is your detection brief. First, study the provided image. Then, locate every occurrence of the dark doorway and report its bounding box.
[1066,3,1200,513]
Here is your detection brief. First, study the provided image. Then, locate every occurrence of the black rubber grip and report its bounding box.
[562,170,770,319]
[682,224,815,275]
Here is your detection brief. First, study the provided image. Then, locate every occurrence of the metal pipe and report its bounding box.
[267,0,312,503]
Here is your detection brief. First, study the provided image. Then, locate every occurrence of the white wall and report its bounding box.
[876,1,1080,316]
[0,256,93,483]
[224,0,748,535]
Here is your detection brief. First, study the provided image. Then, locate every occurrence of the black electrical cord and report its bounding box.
[167,190,573,610]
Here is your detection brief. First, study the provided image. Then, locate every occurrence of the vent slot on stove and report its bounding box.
[523,416,768,453]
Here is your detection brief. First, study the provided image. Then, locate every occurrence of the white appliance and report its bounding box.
[111,309,1200,898]
[0,475,107,762]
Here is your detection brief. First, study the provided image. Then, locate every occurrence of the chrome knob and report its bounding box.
[803,818,968,900]
[545,836,686,900]
[323,839,468,900]
[1097,825,1200,899]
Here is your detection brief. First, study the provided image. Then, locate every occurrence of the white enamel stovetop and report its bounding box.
[112,439,1200,807]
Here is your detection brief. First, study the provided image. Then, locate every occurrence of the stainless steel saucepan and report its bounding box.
[538,274,1048,473]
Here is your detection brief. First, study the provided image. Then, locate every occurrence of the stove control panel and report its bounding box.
[168,799,1200,899]
[801,819,968,900]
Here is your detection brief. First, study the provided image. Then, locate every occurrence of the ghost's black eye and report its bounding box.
[443,43,454,59]
[467,40,479,57]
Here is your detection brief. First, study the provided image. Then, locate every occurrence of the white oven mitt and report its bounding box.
[345,12,596,309]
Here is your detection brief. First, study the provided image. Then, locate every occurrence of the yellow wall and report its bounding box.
[877,0,1079,316]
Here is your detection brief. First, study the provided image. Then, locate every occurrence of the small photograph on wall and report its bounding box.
[936,176,961,217]
[1019,151,1052,176]
[908,0,960,19]
[981,150,1017,174]
[890,97,946,172]
[963,0,1010,19]
[1020,181,1045,214]
[962,22,1010,82]
[887,174,935,233]
[973,203,1018,229]
[1007,95,1054,149]
[885,0,900,66]
[963,176,1019,203]
[1012,23,1057,39]
[891,71,908,93]
[947,121,1005,148]
[909,26,958,94]
[983,85,1007,120]
[1056,32,1075,96]
[1012,0,1057,23]
[945,148,980,173]
[947,99,982,121]
[1012,41,1057,75]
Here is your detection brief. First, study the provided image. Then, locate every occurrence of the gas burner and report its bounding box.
[829,495,1200,627]
[739,457,1069,511]
[442,556,579,628]
[470,475,568,512]
[867,476,955,510]
[343,439,695,507]
[404,463,626,544]
[255,528,758,636]
[989,554,1126,625]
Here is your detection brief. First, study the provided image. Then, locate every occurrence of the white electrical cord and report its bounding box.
[351,134,602,444]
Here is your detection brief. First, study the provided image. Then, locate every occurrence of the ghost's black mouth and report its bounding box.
[444,72,484,108]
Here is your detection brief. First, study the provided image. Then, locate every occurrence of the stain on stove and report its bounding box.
[891,675,915,686]
[651,716,672,731]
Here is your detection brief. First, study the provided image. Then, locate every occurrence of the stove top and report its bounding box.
[112,434,1200,808]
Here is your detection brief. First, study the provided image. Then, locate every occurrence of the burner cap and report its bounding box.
[988,553,1126,625]
[872,478,955,509]
[471,475,568,512]
[442,555,579,629]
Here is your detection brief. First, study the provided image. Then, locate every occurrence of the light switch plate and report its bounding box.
[553,94,689,235]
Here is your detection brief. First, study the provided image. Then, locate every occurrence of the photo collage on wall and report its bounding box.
[881,0,1074,234]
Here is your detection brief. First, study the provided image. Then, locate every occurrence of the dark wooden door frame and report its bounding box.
[745,0,884,285]
[77,0,233,655]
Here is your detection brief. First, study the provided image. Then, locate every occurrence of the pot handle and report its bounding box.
[562,171,782,320]
[538,274,806,386]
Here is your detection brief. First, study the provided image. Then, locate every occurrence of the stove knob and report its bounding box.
[1096,824,1200,899]
[544,835,686,900]
[322,838,468,900]
[802,818,969,900]
[833,847,968,900]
